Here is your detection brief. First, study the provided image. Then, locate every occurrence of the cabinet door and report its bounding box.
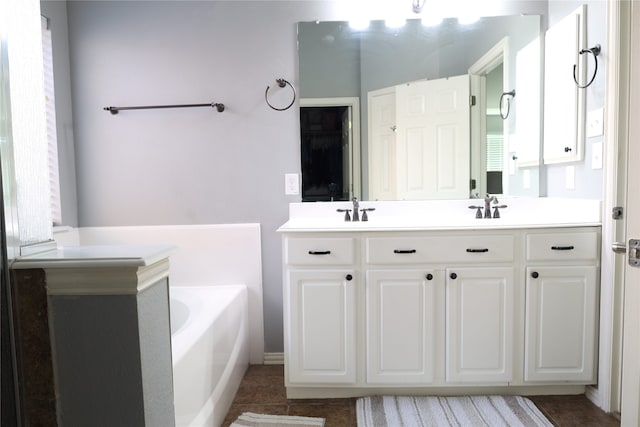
[366,269,440,384]
[524,266,598,383]
[446,267,514,383]
[286,269,357,384]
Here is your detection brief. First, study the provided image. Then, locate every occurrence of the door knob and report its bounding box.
[612,242,627,254]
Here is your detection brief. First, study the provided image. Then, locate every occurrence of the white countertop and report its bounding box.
[11,245,175,269]
[278,198,602,232]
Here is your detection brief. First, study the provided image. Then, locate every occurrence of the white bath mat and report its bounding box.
[356,395,553,427]
[231,412,325,427]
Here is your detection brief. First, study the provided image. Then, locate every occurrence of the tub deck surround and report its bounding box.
[279,198,602,399]
[12,244,175,295]
[12,245,175,427]
[52,223,265,365]
[278,198,602,232]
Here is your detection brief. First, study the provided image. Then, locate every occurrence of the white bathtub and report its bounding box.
[170,285,249,427]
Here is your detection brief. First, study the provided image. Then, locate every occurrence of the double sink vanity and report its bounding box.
[278,198,601,398]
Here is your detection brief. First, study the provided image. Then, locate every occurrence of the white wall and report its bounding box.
[57,0,589,353]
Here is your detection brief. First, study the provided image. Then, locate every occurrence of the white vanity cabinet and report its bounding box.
[280,222,601,397]
[523,230,600,383]
[283,236,358,384]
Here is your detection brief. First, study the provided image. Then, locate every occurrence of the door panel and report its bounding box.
[366,269,438,384]
[446,267,514,383]
[396,75,470,200]
[621,1,640,424]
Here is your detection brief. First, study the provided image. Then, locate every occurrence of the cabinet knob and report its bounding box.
[450,272,457,280]
[531,271,539,279]
[345,274,353,281]
[425,273,433,281]
[564,146,572,153]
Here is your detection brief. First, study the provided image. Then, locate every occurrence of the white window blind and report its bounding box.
[486,133,504,172]
[41,15,61,225]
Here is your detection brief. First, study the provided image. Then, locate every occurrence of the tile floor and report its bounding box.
[222,365,621,427]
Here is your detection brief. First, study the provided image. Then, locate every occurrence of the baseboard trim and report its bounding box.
[585,385,602,409]
[263,352,284,365]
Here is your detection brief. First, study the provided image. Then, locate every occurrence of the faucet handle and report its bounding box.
[468,205,483,219]
[337,208,352,222]
[492,204,508,218]
[361,208,376,221]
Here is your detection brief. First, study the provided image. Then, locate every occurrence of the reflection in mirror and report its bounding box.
[298,15,542,201]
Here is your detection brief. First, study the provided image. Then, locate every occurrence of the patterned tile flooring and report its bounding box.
[222,365,621,427]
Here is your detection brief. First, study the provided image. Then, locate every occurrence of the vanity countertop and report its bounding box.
[11,244,175,269]
[278,198,602,232]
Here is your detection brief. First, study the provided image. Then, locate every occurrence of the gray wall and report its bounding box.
[50,0,605,353]
[545,0,606,199]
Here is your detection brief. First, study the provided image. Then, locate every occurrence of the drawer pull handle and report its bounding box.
[308,250,331,255]
[551,245,575,251]
[425,273,433,281]
[531,271,539,279]
[466,248,489,253]
[345,274,353,281]
[394,249,417,254]
[450,272,457,280]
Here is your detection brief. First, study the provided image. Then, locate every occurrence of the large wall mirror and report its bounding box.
[298,15,542,202]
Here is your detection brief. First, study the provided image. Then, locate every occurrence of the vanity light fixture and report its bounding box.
[412,0,426,14]
[349,19,370,30]
[385,16,406,28]
[458,15,480,25]
[421,15,443,26]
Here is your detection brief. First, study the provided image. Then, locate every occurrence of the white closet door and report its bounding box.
[368,87,397,200]
[395,75,470,200]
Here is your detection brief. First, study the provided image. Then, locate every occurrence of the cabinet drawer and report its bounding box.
[285,237,355,265]
[526,231,599,262]
[366,235,515,264]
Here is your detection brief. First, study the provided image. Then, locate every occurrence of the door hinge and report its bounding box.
[470,95,476,107]
[630,239,640,266]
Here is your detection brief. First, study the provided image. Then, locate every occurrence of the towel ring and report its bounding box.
[499,90,516,120]
[573,44,601,89]
[265,78,296,111]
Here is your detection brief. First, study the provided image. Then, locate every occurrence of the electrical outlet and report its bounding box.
[592,141,603,169]
[285,173,299,195]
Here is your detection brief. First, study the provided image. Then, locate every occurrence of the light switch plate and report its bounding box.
[285,173,299,195]
[587,108,604,138]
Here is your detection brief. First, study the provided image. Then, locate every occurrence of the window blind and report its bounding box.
[41,15,61,225]
[486,133,504,172]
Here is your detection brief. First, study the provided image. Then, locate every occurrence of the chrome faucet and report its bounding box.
[469,194,507,219]
[352,197,360,221]
[484,194,498,218]
[336,197,375,221]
